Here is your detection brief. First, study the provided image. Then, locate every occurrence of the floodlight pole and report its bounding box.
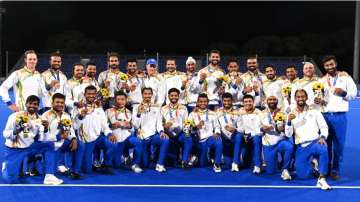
[353,1,360,83]
[0,7,5,76]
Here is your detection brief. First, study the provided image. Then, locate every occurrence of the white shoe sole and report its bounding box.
[133,169,143,173]
[44,179,63,185]
[316,183,331,190]
[281,176,292,181]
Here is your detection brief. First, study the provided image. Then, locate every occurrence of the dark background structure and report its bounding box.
[0,1,356,75]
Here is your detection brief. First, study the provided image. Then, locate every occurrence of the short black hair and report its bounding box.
[24,50,37,59]
[26,95,40,104]
[295,89,308,98]
[52,93,65,102]
[265,64,276,71]
[115,90,127,99]
[127,58,137,63]
[322,55,337,65]
[168,88,180,95]
[226,58,238,67]
[84,85,97,93]
[141,87,153,94]
[247,56,257,61]
[222,92,233,100]
[73,62,84,68]
[107,52,119,61]
[242,94,254,101]
[166,57,177,64]
[286,65,297,70]
[209,49,220,56]
[197,93,209,101]
[50,50,61,58]
[86,62,96,67]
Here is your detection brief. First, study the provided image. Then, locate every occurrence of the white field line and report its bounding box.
[0,184,359,189]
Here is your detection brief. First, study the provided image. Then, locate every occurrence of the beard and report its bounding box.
[54,106,64,112]
[87,72,96,78]
[27,107,36,114]
[187,67,195,73]
[247,66,257,72]
[327,68,336,75]
[110,64,118,69]
[267,103,277,109]
[144,97,152,103]
[86,97,95,103]
[51,64,60,70]
[75,73,84,79]
[297,101,306,107]
[211,60,219,66]
[267,75,275,80]
[128,68,136,74]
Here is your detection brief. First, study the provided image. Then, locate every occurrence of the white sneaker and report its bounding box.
[189,156,197,166]
[43,174,63,185]
[155,164,166,172]
[281,169,292,180]
[252,166,261,174]
[213,164,222,173]
[231,163,239,172]
[316,177,332,190]
[131,164,143,173]
[57,165,69,173]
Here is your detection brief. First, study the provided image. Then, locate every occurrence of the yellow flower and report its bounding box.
[282,86,292,96]
[22,115,29,123]
[16,114,29,124]
[99,88,110,99]
[119,72,129,81]
[61,119,72,127]
[312,82,324,91]
[274,112,286,122]
[217,75,230,84]
[184,119,195,127]
[15,116,22,124]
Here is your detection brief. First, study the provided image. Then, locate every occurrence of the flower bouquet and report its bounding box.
[58,118,72,132]
[183,119,195,137]
[282,85,292,98]
[15,114,30,137]
[274,112,286,132]
[312,82,324,98]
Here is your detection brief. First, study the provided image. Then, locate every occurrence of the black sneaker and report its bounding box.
[181,161,190,169]
[19,171,25,178]
[313,169,320,178]
[102,165,115,175]
[29,168,40,176]
[68,171,82,180]
[330,171,340,180]
[124,156,132,166]
[213,164,222,173]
